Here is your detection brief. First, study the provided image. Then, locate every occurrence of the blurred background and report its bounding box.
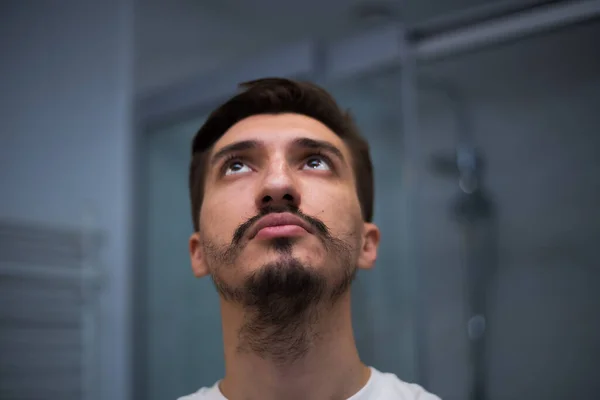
[1,0,599,399]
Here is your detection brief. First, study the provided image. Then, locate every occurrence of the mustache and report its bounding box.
[232,205,330,246]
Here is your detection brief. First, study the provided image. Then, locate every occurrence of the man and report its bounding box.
[180,78,440,400]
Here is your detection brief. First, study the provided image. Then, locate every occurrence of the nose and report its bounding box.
[255,160,301,210]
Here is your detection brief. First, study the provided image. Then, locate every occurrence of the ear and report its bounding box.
[357,222,380,270]
[189,232,209,278]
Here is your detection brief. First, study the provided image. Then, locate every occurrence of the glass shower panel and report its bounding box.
[144,116,225,400]
[415,21,600,400]
[323,68,419,383]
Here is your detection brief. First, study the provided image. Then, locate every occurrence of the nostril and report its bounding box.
[260,193,296,207]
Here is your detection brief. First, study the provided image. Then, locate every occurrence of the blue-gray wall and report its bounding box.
[0,2,135,399]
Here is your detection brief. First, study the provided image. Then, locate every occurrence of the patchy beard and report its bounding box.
[236,257,327,364]
[201,205,358,364]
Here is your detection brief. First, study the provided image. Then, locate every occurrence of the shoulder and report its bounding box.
[177,381,224,400]
[371,368,441,400]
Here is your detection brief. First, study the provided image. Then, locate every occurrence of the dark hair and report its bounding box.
[189,77,374,231]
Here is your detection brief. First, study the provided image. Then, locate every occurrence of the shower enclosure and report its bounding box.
[134,2,600,399]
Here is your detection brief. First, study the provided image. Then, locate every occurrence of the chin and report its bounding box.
[237,235,328,272]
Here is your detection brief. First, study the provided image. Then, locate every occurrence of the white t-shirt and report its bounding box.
[178,367,440,399]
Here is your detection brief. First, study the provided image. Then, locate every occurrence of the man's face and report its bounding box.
[189,113,379,305]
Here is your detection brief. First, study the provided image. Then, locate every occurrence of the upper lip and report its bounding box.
[248,213,313,239]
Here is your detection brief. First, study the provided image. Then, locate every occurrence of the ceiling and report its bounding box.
[134,0,529,94]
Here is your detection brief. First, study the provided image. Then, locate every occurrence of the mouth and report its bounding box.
[249,213,314,240]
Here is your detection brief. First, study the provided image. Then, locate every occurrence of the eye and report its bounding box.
[303,155,331,171]
[224,160,252,175]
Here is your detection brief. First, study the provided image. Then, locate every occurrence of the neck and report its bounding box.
[219,292,370,400]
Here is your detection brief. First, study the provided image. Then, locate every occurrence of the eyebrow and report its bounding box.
[210,140,261,167]
[291,137,346,164]
[210,137,346,168]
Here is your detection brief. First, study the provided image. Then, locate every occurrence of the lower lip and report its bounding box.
[254,225,309,240]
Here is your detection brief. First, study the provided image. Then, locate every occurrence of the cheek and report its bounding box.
[303,184,363,232]
[200,196,245,241]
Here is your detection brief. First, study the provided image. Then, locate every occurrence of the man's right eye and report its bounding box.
[225,161,251,176]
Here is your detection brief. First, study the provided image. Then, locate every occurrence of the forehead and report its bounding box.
[211,113,350,156]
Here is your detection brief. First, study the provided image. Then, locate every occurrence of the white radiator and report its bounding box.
[0,219,105,400]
